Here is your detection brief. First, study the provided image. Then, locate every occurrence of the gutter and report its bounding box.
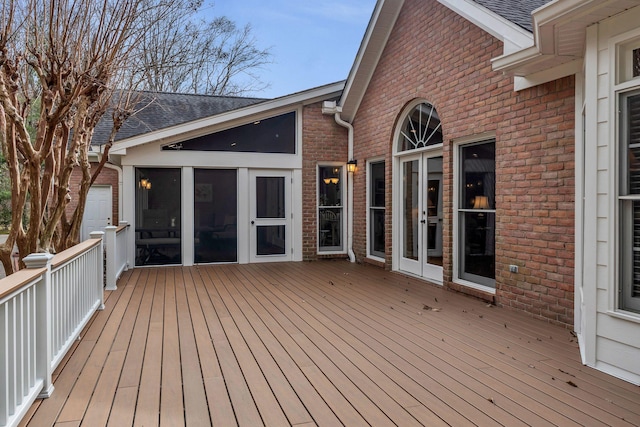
[322,101,356,263]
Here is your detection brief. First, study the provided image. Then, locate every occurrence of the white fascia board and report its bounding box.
[438,0,534,53]
[111,82,345,152]
[494,0,632,79]
[492,45,543,72]
[512,59,583,90]
[340,0,405,123]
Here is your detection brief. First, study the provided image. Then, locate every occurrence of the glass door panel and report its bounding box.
[398,153,443,283]
[399,157,421,275]
[424,156,443,279]
[135,168,181,266]
[250,170,291,262]
[194,169,237,263]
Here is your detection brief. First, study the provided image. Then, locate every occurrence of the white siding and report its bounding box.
[582,5,640,385]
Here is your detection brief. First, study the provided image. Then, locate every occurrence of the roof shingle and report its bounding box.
[472,0,554,32]
[92,91,266,146]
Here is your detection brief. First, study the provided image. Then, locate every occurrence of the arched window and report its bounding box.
[398,102,443,152]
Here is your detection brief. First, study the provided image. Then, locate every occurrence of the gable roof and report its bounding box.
[339,0,539,122]
[91,91,266,147]
[109,81,345,155]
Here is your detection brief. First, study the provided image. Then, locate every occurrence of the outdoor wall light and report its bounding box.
[347,159,357,173]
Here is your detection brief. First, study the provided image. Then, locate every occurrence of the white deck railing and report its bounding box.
[105,222,129,291]
[0,235,105,427]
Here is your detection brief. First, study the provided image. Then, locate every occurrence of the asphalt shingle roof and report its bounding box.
[473,0,554,32]
[91,91,267,146]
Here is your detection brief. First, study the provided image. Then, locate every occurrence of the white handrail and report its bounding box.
[105,222,129,291]
[0,236,105,427]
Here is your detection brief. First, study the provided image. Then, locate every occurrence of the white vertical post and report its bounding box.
[119,221,130,271]
[104,226,117,291]
[90,231,105,310]
[23,252,55,398]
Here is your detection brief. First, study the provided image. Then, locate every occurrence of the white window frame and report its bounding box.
[453,134,497,294]
[611,29,640,319]
[317,162,347,254]
[367,157,386,261]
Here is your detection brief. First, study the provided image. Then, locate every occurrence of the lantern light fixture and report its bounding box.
[347,159,357,173]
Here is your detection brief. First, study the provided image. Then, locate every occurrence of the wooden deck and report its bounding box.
[19,261,640,426]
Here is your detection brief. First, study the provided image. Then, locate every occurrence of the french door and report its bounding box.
[398,153,443,283]
[249,170,292,262]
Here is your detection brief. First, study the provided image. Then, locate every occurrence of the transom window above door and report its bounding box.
[399,102,443,152]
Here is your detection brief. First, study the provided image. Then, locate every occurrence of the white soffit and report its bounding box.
[493,0,639,84]
[110,81,345,155]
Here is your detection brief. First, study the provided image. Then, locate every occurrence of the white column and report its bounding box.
[23,252,55,398]
[104,226,117,290]
[90,231,105,310]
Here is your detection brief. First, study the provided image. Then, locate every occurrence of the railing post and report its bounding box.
[23,252,55,398]
[90,231,105,310]
[105,226,117,291]
[119,221,130,272]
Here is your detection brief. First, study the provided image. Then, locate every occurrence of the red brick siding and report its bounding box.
[66,163,119,226]
[350,0,575,327]
[301,101,349,260]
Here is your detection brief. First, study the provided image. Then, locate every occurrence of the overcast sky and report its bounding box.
[207,0,378,99]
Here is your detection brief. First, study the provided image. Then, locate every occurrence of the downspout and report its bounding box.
[323,101,356,263]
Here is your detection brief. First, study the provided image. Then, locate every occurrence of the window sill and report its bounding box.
[606,309,640,324]
[453,278,497,295]
[317,250,346,256]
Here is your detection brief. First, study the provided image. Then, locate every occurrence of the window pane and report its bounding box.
[256,177,285,218]
[461,212,496,280]
[626,94,640,195]
[318,166,343,251]
[135,168,181,266]
[399,103,443,152]
[461,142,495,209]
[194,169,237,263]
[370,209,385,257]
[370,162,385,207]
[319,166,342,207]
[163,112,296,154]
[459,141,495,286]
[369,161,385,258]
[634,48,640,78]
[620,91,640,313]
[257,225,285,255]
[319,208,342,250]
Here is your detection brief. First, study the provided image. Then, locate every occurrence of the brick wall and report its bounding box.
[350,0,575,327]
[66,162,119,226]
[301,101,349,260]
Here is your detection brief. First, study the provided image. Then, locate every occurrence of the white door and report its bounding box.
[398,153,443,283]
[249,170,292,263]
[81,186,112,241]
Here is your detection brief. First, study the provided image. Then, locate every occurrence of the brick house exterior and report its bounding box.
[348,0,575,327]
[66,163,120,227]
[89,0,640,384]
[301,102,348,260]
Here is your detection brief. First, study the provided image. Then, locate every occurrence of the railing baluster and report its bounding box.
[1,237,105,427]
[1,302,7,426]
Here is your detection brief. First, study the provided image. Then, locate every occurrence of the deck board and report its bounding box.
[19,261,640,427]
